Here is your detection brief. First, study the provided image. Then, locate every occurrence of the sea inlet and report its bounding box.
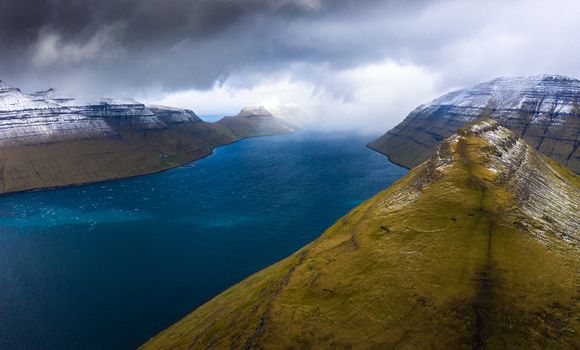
[0,130,407,349]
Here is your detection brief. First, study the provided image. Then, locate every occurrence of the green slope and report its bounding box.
[0,114,296,195]
[142,118,579,349]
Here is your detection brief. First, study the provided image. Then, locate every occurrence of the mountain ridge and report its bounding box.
[0,81,298,195]
[369,74,580,174]
[141,118,579,349]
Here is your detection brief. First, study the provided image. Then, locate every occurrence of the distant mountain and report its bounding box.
[369,75,580,173]
[235,106,275,117]
[0,81,298,194]
[217,105,297,136]
[141,118,579,349]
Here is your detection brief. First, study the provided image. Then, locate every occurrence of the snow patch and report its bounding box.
[0,80,207,145]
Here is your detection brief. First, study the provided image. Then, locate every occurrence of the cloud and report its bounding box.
[228,0,324,11]
[146,60,441,133]
[31,24,125,67]
[1,0,579,130]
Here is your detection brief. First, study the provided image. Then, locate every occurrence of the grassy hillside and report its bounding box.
[0,116,296,195]
[142,119,579,349]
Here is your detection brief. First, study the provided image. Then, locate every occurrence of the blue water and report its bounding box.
[200,114,224,122]
[0,131,407,349]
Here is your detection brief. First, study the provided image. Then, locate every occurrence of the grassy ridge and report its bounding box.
[0,117,296,195]
[142,119,579,349]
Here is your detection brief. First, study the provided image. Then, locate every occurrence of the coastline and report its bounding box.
[0,130,295,198]
[365,143,411,170]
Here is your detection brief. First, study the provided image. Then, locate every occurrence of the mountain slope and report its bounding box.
[142,118,579,349]
[216,106,297,136]
[0,82,298,195]
[369,75,580,173]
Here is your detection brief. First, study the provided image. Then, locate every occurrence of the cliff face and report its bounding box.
[0,82,114,146]
[142,119,579,349]
[0,82,298,195]
[369,75,580,173]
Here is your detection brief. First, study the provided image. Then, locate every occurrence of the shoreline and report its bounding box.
[0,130,295,199]
[365,143,411,170]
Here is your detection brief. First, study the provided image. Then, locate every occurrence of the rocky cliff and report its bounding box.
[142,118,579,349]
[369,75,580,173]
[0,81,298,195]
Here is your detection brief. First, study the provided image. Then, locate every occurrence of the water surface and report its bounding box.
[0,131,407,349]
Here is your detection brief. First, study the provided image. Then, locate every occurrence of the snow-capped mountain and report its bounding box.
[369,74,580,173]
[0,81,298,195]
[231,105,304,127]
[0,80,203,147]
[0,81,113,146]
[429,75,579,115]
[235,106,274,118]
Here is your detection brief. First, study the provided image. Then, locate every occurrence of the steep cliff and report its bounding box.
[142,118,579,349]
[369,75,580,173]
[0,82,298,195]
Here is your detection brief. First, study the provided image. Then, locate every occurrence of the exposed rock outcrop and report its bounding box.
[369,75,580,173]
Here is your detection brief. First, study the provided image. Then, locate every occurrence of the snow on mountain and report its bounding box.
[369,74,580,173]
[147,105,202,124]
[460,119,579,244]
[0,81,114,146]
[0,81,203,146]
[422,74,580,122]
[234,105,304,127]
[141,117,579,350]
[235,106,275,117]
[0,81,62,112]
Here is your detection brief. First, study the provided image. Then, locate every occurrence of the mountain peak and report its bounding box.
[30,88,57,98]
[419,118,514,177]
[0,80,20,92]
[236,105,274,117]
[369,74,580,174]
[489,74,579,84]
[142,119,579,349]
[420,118,579,244]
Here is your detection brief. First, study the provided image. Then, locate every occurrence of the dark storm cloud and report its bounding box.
[1,0,251,46]
[1,0,578,105]
[0,0,429,95]
[0,0,259,64]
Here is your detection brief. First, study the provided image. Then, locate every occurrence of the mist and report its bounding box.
[2,0,580,131]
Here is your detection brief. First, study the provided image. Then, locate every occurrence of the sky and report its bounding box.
[1,0,579,131]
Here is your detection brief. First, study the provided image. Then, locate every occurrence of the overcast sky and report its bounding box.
[1,0,579,131]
